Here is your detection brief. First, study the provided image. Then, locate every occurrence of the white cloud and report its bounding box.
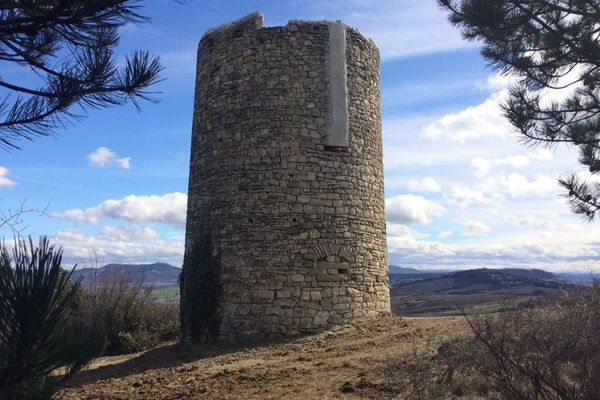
[504,155,530,168]
[470,156,493,175]
[53,192,187,228]
[54,225,184,266]
[528,148,554,161]
[464,219,491,234]
[387,223,429,239]
[0,167,15,188]
[407,177,442,193]
[421,93,515,142]
[386,224,456,258]
[483,172,559,198]
[438,230,453,239]
[88,147,132,169]
[385,194,445,225]
[475,73,513,92]
[505,214,555,229]
[471,154,531,177]
[506,173,557,197]
[388,224,600,271]
[447,185,487,208]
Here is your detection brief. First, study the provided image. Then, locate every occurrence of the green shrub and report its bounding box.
[0,237,103,399]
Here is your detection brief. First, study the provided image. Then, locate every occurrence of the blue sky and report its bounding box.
[1,0,597,272]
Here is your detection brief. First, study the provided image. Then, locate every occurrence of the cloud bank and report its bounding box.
[54,192,187,228]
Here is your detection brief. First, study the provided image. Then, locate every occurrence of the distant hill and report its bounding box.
[392,268,571,295]
[389,268,579,316]
[449,268,563,289]
[71,262,180,289]
[388,265,420,274]
[557,272,597,284]
[388,265,455,274]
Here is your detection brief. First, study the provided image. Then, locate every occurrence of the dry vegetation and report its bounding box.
[58,315,470,400]
[0,240,180,399]
[58,284,600,400]
[78,270,179,355]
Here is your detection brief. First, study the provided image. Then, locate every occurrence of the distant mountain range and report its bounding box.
[389,265,596,284]
[71,262,181,289]
[70,262,595,291]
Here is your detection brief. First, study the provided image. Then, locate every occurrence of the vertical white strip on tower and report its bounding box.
[326,21,349,148]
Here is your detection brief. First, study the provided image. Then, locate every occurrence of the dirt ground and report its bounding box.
[58,315,471,400]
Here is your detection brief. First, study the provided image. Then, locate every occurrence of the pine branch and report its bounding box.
[439,0,600,222]
[558,174,600,222]
[0,0,164,150]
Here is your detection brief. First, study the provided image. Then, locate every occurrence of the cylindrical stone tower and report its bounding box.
[181,12,390,342]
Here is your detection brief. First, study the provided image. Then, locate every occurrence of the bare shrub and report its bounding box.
[77,269,179,355]
[381,332,455,399]
[439,284,600,400]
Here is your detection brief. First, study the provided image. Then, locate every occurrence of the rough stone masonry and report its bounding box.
[181,12,390,341]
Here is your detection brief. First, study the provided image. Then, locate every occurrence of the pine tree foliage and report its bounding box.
[0,0,163,150]
[439,0,600,221]
[0,237,103,399]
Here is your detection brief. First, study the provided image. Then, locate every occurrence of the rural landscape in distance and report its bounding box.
[2,1,600,399]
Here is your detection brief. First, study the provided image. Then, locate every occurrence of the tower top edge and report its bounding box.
[199,12,376,47]
[201,11,265,41]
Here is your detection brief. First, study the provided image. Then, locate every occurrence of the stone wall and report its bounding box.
[182,12,390,341]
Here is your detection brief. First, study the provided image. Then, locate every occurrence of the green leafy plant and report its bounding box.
[0,237,103,399]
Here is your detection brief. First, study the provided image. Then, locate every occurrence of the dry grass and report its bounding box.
[58,315,471,400]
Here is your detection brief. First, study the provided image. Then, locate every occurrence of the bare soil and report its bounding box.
[58,315,471,400]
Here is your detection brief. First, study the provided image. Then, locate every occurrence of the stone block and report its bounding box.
[310,291,322,301]
[273,299,295,307]
[316,273,348,282]
[313,311,330,325]
[257,290,275,300]
[265,306,285,316]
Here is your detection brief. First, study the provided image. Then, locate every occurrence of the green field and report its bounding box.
[152,286,180,300]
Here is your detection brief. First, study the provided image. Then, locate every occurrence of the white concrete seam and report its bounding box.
[326,22,349,147]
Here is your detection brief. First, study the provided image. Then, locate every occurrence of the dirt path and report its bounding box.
[58,315,470,400]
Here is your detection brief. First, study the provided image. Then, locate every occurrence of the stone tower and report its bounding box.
[181,12,390,342]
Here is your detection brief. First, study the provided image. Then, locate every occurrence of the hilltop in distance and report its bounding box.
[71,263,181,289]
[390,267,578,316]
